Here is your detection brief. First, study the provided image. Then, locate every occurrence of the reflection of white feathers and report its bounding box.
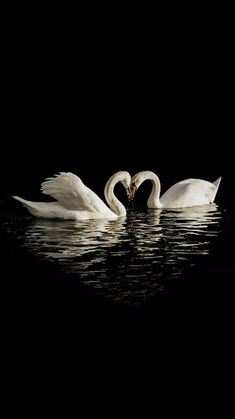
[17,204,222,304]
[13,171,131,220]
[130,204,221,255]
[23,217,126,259]
[131,171,221,208]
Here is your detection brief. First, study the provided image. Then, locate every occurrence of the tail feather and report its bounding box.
[12,195,29,206]
[12,195,44,216]
[213,176,222,189]
[210,176,222,203]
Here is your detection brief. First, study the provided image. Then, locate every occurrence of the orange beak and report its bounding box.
[127,184,137,200]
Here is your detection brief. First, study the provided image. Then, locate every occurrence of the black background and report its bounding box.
[4,19,235,418]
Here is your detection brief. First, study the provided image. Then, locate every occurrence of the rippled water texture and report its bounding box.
[3,203,224,304]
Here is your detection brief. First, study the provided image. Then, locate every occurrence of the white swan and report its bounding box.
[13,171,131,220]
[129,171,221,208]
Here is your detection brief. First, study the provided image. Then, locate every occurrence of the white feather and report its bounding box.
[13,171,131,220]
[131,171,222,209]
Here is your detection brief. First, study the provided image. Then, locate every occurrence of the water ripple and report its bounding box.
[2,203,223,304]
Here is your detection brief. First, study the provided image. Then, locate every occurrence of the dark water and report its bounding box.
[5,199,234,417]
[5,204,223,305]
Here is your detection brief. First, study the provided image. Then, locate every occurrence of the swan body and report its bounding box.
[130,171,221,209]
[13,171,131,220]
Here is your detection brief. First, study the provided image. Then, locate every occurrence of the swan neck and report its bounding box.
[104,174,126,216]
[146,173,161,208]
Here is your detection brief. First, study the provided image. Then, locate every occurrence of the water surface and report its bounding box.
[3,203,223,304]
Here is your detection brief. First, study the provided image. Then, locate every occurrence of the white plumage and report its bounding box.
[13,171,131,220]
[130,171,222,209]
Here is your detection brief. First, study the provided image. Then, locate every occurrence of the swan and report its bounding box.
[13,171,131,220]
[129,171,222,208]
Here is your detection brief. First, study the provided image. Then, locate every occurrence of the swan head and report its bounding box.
[127,183,137,200]
[128,171,160,200]
[118,171,131,191]
[111,171,135,201]
[127,171,145,199]
[112,171,132,199]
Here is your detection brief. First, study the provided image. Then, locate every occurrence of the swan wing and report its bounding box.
[41,172,109,212]
[161,179,218,208]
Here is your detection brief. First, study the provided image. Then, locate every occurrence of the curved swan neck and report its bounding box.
[138,171,161,208]
[104,172,126,216]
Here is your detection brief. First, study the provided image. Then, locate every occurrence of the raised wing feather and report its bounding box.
[41,172,108,212]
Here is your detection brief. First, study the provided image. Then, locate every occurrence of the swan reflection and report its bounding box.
[6,203,222,305]
[23,217,126,260]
